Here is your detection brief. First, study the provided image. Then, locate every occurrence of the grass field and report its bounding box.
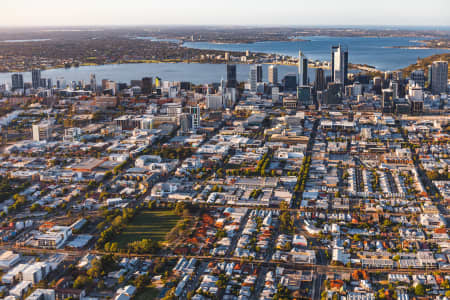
[115,209,180,248]
[134,286,160,300]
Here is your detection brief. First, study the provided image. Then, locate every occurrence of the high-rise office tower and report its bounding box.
[142,77,153,94]
[32,69,41,89]
[40,78,47,89]
[190,105,200,130]
[249,65,258,92]
[322,82,343,105]
[154,77,161,88]
[47,79,53,89]
[179,114,191,133]
[410,69,425,88]
[268,65,278,84]
[11,74,24,90]
[256,64,263,83]
[430,61,448,95]
[331,45,348,85]
[102,79,116,95]
[226,64,237,88]
[384,71,393,81]
[391,80,400,100]
[272,86,280,103]
[383,72,393,89]
[428,65,433,88]
[298,50,308,86]
[314,68,326,91]
[382,88,394,113]
[90,74,97,92]
[373,77,383,94]
[282,74,298,91]
[297,86,312,106]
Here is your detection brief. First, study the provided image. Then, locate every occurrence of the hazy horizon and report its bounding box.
[3,0,450,27]
[0,25,449,30]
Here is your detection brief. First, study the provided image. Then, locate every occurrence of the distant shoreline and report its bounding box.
[0,59,375,75]
[207,37,312,44]
[384,46,450,50]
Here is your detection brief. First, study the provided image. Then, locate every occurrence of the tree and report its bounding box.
[414,283,425,296]
[162,287,176,300]
[174,202,186,216]
[279,201,289,211]
[86,255,116,279]
[280,211,292,232]
[110,242,118,252]
[30,203,41,212]
[104,171,113,180]
[378,288,386,299]
[97,280,105,289]
[135,274,150,289]
[128,239,159,254]
[87,259,102,278]
[148,200,156,209]
[73,275,92,289]
[118,275,126,284]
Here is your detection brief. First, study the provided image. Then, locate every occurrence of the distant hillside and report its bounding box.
[401,53,450,77]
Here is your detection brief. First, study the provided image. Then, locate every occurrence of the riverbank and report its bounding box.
[401,52,450,76]
[0,62,304,85]
[3,58,378,77]
[385,46,450,50]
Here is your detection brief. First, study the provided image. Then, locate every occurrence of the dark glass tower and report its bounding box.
[226,64,237,88]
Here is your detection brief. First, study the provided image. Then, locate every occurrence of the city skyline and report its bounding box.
[0,1,448,297]
[2,0,450,27]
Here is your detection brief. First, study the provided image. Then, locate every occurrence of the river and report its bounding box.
[0,36,447,85]
[0,63,306,86]
[183,36,449,71]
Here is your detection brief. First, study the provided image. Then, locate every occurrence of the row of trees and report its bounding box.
[0,176,29,203]
[255,151,273,177]
[280,210,294,233]
[152,146,193,160]
[127,238,160,254]
[73,255,118,289]
[8,194,28,213]
[291,155,311,207]
[426,168,449,181]
[96,208,137,250]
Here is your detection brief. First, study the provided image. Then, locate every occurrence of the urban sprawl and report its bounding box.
[0,46,449,300]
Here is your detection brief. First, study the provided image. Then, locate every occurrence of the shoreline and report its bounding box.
[384,46,450,50]
[0,60,377,75]
[1,35,448,75]
[194,38,311,44]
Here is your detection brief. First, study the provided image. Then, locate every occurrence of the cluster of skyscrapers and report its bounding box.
[224,44,447,111]
[8,46,448,112]
[239,44,350,106]
[11,69,52,91]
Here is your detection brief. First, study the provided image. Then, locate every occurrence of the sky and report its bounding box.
[2,0,450,27]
